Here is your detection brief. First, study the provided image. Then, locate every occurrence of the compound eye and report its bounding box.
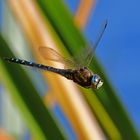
[92,74,99,83]
[91,74,103,89]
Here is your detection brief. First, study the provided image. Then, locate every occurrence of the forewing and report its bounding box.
[73,46,93,67]
[77,20,107,67]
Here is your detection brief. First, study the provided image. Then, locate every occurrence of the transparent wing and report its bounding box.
[74,45,93,67]
[77,20,107,67]
[39,47,76,68]
[39,20,107,68]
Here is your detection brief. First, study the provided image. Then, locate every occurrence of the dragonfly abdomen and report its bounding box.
[4,58,59,71]
[4,57,74,79]
[4,58,45,69]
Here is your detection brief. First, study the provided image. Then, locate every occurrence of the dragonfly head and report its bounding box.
[91,74,103,89]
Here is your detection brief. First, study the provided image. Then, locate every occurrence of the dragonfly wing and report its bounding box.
[84,42,97,67]
[39,47,76,68]
[77,20,108,67]
[73,46,92,67]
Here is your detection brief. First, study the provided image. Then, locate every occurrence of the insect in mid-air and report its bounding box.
[4,21,107,89]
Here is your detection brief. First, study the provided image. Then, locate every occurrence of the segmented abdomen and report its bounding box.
[4,57,74,79]
[4,57,61,71]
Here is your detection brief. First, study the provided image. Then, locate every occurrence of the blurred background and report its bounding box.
[0,0,140,140]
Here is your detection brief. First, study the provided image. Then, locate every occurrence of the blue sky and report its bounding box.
[65,0,140,132]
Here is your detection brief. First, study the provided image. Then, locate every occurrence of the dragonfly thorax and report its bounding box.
[72,67,93,88]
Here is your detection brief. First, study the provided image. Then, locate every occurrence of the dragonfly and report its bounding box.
[4,21,107,89]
